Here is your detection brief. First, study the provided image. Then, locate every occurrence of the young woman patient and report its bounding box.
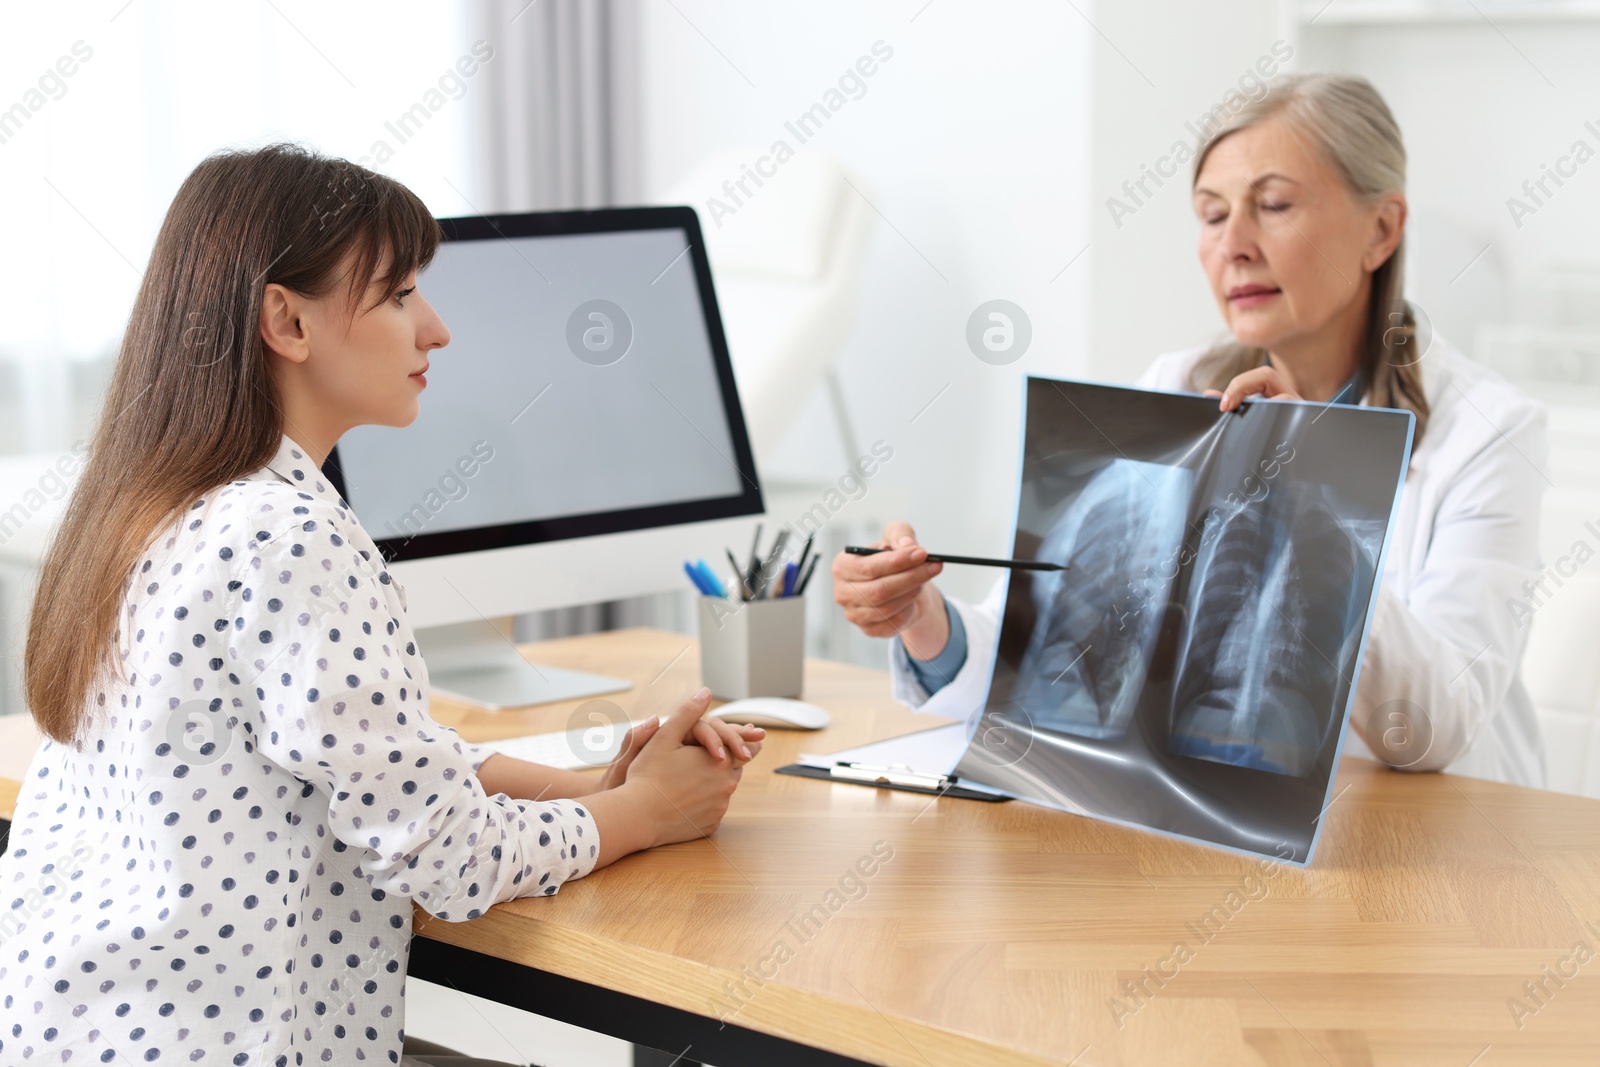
[0,144,764,1067]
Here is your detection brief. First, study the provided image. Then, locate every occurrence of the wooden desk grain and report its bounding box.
[415,629,1600,1067]
[6,629,1600,1065]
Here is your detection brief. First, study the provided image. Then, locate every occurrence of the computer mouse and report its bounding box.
[707,697,832,730]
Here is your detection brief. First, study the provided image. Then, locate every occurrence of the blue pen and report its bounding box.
[694,559,728,598]
[684,561,715,596]
[780,560,799,597]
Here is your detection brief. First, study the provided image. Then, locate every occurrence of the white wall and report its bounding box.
[0,2,480,455]
[1086,0,1289,383]
[633,0,1093,605]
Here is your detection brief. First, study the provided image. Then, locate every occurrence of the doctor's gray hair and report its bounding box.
[1188,72,1429,444]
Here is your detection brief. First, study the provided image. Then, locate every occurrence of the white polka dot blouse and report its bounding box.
[0,435,599,1065]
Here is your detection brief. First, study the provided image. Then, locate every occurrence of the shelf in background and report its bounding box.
[1299,0,1600,25]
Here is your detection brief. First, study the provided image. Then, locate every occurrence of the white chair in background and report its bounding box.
[1473,271,1600,796]
[659,147,875,473]
[655,149,904,666]
[1524,572,1600,798]
[1524,486,1600,798]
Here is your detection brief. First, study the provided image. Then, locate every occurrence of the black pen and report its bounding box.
[794,532,815,580]
[844,545,1066,572]
[725,547,752,600]
[794,553,821,595]
[745,522,763,589]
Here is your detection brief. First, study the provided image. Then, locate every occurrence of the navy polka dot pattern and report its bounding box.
[0,436,598,1065]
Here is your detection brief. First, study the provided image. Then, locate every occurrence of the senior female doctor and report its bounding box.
[832,73,1549,788]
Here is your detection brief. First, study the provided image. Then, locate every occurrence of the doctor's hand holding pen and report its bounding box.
[829,520,1063,657]
[830,520,950,652]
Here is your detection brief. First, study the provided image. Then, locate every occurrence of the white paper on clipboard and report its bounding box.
[798,723,1013,798]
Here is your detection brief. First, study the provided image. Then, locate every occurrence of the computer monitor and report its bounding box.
[326,207,764,708]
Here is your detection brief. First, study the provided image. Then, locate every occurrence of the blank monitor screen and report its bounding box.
[329,208,762,560]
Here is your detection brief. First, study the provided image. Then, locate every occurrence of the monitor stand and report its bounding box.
[418,619,632,710]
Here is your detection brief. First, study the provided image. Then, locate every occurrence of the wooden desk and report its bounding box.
[6,629,1600,1065]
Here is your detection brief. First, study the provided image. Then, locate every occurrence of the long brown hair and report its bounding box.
[1188,73,1429,444]
[26,143,440,745]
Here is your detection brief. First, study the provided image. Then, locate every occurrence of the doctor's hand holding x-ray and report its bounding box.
[831,73,1549,788]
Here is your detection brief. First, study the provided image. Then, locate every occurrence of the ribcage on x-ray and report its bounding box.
[1010,457,1374,776]
[1012,460,1191,738]
[1170,483,1370,775]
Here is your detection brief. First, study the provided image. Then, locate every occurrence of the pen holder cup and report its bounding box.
[697,595,805,700]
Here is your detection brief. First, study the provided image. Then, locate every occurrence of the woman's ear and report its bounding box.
[1363,193,1407,273]
[260,283,311,365]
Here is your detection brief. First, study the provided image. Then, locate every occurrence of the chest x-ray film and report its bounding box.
[953,377,1414,865]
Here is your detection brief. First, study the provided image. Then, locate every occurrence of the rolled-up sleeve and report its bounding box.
[228,507,598,920]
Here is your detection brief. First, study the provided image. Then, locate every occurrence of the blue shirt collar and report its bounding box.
[1328,372,1363,407]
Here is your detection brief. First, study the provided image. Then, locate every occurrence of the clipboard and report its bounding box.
[776,722,1012,802]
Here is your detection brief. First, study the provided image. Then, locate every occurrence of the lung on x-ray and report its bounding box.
[953,377,1413,865]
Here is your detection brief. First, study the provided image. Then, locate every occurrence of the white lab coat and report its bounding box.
[889,339,1549,787]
